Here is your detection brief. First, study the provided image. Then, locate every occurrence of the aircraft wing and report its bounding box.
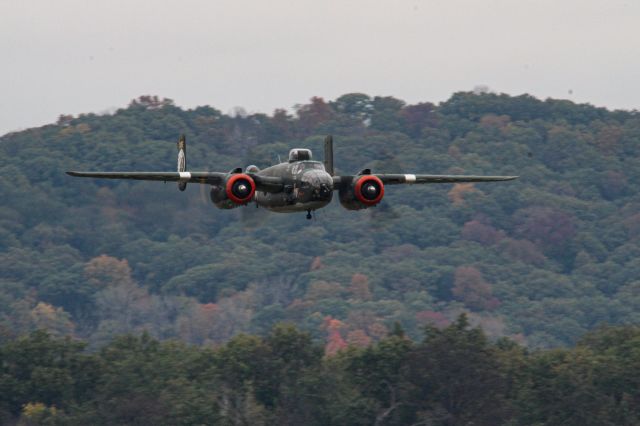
[66,171,285,192]
[375,174,518,184]
[333,174,518,186]
[67,171,226,184]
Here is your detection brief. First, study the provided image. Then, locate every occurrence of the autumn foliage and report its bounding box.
[324,316,347,356]
[2,90,640,357]
[452,266,500,311]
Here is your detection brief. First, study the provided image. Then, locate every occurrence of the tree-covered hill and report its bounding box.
[2,321,640,425]
[1,92,640,349]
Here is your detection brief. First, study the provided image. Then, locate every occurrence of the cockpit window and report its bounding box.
[290,161,325,175]
[288,149,312,162]
[302,161,324,170]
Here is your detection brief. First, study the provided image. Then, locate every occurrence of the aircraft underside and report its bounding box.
[254,192,332,213]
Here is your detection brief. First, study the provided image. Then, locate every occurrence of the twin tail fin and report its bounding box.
[177,135,187,191]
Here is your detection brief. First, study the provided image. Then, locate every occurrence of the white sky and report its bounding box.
[1,0,639,135]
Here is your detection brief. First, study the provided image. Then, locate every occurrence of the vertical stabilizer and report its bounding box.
[177,135,187,191]
[323,135,334,176]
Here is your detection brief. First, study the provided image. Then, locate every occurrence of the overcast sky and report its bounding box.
[1,0,639,135]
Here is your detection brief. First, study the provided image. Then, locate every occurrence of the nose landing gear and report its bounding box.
[306,209,312,220]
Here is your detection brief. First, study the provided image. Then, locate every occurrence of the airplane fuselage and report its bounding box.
[67,135,517,220]
[254,160,334,213]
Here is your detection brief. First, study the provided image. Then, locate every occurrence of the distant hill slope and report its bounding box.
[1,92,639,348]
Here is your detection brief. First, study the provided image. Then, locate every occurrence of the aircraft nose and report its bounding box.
[303,170,334,201]
[314,184,333,201]
[303,170,333,186]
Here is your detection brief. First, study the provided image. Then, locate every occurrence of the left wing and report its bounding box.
[66,171,226,184]
[66,171,285,193]
[66,136,288,192]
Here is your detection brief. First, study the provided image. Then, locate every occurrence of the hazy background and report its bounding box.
[2,0,638,135]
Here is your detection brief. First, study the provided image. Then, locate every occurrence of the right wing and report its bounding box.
[66,171,285,193]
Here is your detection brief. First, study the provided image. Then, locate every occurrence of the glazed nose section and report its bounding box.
[316,181,333,200]
[303,170,334,201]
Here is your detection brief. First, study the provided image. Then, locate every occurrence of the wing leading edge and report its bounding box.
[332,174,518,186]
[66,171,285,193]
[66,171,226,184]
[376,174,518,185]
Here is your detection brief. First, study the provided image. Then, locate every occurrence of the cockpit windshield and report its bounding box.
[288,148,312,162]
[289,161,325,175]
[300,161,325,171]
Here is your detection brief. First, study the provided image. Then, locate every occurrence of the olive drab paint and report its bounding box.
[67,135,518,220]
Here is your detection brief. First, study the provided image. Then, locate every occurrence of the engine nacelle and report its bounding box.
[339,175,385,210]
[210,173,256,209]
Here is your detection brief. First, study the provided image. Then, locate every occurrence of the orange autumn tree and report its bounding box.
[84,255,134,288]
[323,316,347,356]
[448,183,478,205]
[452,266,500,311]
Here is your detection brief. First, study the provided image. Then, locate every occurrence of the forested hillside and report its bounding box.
[1,92,640,350]
[2,321,640,424]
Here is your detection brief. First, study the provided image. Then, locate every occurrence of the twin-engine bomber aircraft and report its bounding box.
[67,135,517,219]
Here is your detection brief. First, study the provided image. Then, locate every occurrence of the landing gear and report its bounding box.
[306,209,312,220]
